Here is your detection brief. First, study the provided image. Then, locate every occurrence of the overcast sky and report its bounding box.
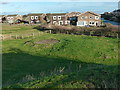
[0,0,120,2]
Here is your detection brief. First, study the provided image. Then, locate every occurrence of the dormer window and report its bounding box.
[53,16,56,20]
[58,16,61,20]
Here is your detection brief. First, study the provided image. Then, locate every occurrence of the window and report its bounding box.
[65,21,68,24]
[35,16,38,19]
[89,16,92,19]
[36,20,40,24]
[36,20,40,22]
[81,16,85,19]
[59,21,63,25]
[68,21,70,24]
[90,21,94,25]
[53,21,57,24]
[65,21,70,24]
[77,21,84,26]
[92,22,94,24]
[53,16,56,20]
[95,16,99,20]
[11,17,13,19]
[58,16,61,20]
[31,21,33,23]
[95,21,98,26]
[31,16,34,20]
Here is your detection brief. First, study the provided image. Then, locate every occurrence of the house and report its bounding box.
[46,13,70,25]
[22,15,29,21]
[27,13,43,24]
[66,12,81,25]
[6,14,22,24]
[0,15,7,23]
[0,15,3,23]
[1,11,101,26]
[77,11,101,26]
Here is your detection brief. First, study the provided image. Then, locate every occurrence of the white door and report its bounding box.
[84,21,88,26]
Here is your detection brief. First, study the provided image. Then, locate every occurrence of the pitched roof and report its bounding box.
[46,13,66,16]
[66,12,81,17]
[0,15,4,17]
[7,14,18,17]
[79,11,100,16]
[27,13,43,16]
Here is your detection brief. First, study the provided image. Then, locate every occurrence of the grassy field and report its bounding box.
[2,25,119,88]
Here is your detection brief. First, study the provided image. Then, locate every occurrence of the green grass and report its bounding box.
[2,24,40,35]
[2,25,119,88]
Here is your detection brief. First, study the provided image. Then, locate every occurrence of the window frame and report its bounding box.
[58,21,63,25]
[95,16,99,20]
[89,16,92,19]
[89,21,95,25]
[53,16,57,20]
[35,16,38,19]
[31,16,34,20]
[81,16,85,20]
[58,16,61,20]
[53,21,57,24]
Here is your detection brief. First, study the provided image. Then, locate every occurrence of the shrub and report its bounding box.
[36,24,118,38]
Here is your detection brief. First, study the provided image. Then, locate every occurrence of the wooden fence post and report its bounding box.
[1,36,3,40]
[22,36,24,39]
[50,30,51,34]
[16,35,17,39]
[67,31,68,34]
[90,31,91,36]
[117,33,119,38]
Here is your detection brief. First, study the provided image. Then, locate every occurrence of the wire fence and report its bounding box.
[0,32,44,40]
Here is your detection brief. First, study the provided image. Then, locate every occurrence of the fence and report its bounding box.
[0,32,44,40]
[47,30,119,38]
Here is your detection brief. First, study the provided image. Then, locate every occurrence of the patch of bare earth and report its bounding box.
[35,39,59,44]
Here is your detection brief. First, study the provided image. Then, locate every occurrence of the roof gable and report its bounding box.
[79,11,100,16]
[66,12,81,17]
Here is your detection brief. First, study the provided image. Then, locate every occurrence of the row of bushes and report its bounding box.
[34,24,119,38]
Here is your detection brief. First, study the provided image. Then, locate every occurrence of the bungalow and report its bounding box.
[77,11,101,26]
[46,13,70,25]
